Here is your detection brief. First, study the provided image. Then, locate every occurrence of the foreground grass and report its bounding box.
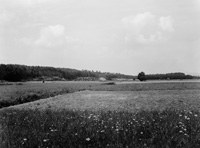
[1,108,200,148]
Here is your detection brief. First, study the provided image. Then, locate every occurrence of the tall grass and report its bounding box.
[1,108,200,148]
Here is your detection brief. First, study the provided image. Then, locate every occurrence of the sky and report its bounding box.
[0,0,200,75]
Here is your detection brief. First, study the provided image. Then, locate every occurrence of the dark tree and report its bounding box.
[138,72,146,81]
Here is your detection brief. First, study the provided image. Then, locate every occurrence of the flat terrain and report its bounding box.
[1,80,200,147]
[9,89,200,112]
[1,80,200,110]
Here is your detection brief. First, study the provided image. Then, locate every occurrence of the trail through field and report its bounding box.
[7,89,200,112]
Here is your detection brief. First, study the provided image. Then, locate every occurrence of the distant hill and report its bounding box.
[0,64,133,82]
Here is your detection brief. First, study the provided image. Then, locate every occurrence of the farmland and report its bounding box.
[1,80,200,147]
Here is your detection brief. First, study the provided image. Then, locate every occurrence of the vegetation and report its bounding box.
[1,108,200,148]
[0,64,133,82]
[0,82,102,109]
[1,81,200,109]
[0,81,200,147]
[145,72,196,80]
[137,72,146,81]
[1,64,198,82]
[136,72,198,81]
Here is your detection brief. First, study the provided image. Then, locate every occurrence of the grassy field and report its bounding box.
[0,81,102,108]
[1,80,200,109]
[1,81,200,147]
[7,90,200,112]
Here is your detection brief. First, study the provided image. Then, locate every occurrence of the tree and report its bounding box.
[138,72,146,81]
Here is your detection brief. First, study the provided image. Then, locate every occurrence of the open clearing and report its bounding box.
[1,81,200,147]
[8,89,200,112]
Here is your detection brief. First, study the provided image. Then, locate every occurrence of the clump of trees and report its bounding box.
[137,72,146,81]
[136,71,197,81]
[145,72,194,80]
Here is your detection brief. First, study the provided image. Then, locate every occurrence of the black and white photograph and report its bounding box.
[0,0,200,147]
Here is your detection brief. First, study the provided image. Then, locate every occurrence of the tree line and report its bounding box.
[0,64,133,82]
[137,72,199,81]
[0,64,198,82]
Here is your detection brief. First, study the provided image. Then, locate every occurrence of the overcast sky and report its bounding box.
[0,0,199,75]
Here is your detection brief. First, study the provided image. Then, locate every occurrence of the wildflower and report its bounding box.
[86,138,90,141]
[186,117,190,120]
[75,133,78,136]
[141,132,143,134]
[101,130,105,133]
[23,138,27,141]
[194,114,198,117]
[43,139,49,142]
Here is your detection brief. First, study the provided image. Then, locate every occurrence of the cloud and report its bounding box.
[122,12,156,30]
[122,12,174,43]
[159,16,174,32]
[35,24,66,47]
[34,24,80,47]
[137,32,162,43]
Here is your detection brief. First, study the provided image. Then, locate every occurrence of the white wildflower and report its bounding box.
[43,139,49,142]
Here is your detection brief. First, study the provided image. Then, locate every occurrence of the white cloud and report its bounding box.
[122,12,174,44]
[159,16,174,32]
[34,24,80,47]
[138,31,162,43]
[122,12,156,30]
[35,24,66,47]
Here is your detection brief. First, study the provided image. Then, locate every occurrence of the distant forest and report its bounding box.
[0,64,133,82]
[0,64,199,82]
[145,73,199,80]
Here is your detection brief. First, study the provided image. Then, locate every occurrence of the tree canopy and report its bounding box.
[137,72,146,81]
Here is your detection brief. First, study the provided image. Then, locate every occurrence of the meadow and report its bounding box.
[1,80,200,109]
[0,81,101,108]
[1,80,200,147]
